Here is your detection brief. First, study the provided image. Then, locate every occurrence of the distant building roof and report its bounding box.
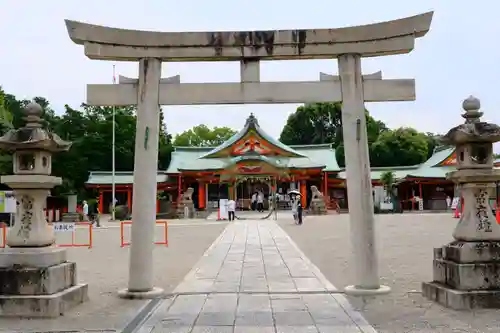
[86,171,169,186]
[200,113,305,159]
[166,143,340,173]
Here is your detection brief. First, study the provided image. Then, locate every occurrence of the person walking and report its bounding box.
[227,198,236,221]
[89,200,101,227]
[251,192,257,211]
[82,200,89,221]
[257,191,264,212]
[297,195,303,225]
[291,195,298,223]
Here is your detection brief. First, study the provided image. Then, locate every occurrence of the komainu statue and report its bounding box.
[177,187,195,218]
[309,185,327,215]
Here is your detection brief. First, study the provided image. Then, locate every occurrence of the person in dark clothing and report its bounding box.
[89,201,101,227]
[297,196,303,225]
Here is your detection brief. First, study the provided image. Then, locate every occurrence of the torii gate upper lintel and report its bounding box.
[65,11,433,299]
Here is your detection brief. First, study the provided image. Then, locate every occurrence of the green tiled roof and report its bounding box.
[406,166,455,179]
[200,113,305,158]
[337,166,419,181]
[166,143,339,173]
[336,147,457,181]
[86,171,169,185]
[405,147,455,179]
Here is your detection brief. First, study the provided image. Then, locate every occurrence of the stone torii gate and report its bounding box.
[65,11,433,298]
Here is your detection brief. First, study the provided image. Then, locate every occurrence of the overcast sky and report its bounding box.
[1,0,499,146]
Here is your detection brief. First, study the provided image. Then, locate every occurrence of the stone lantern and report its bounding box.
[0,102,88,317]
[422,96,500,309]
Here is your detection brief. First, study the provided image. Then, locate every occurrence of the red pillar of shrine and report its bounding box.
[323,172,328,197]
[177,175,182,202]
[300,180,307,208]
[127,188,132,211]
[98,190,104,214]
[198,182,205,209]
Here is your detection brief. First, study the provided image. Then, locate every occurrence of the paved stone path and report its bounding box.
[138,220,377,332]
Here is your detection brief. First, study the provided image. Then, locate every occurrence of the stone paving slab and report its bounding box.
[141,220,377,332]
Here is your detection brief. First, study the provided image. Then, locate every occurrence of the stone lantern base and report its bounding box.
[422,241,500,309]
[0,247,88,317]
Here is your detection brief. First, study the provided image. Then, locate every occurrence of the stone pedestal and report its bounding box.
[177,187,195,219]
[308,186,328,215]
[62,194,80,222]
[0,247,88,317]
[422,242,500,309]
[1,176,58,247]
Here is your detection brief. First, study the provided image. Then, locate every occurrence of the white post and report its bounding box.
[111,65,116,221]
[118,58,163,298]
[338,54,390,295]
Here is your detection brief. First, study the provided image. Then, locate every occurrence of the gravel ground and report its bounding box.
[0,220,227,333]
[278,213,500,333]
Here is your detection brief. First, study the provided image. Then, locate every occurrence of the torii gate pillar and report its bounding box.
[338,55,390,295]
[120,58,163,298]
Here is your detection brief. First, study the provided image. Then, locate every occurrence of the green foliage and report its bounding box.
[0,89,174,198]
[279,102,343,146]
[380,171,395,189]
[371,128,429,167]
[280,102,437,168]
[114,205,129,220]
[173,124,236,147]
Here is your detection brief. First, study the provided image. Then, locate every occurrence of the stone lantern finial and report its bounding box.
[462,95,483,124]
[23,102,44,128]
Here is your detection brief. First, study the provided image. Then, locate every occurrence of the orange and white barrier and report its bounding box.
[217,208,227,221]
[52,221,93,249]
[120,220,168,247]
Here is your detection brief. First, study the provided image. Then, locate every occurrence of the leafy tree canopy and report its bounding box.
[371,128,429,167]
[173,124,237,147]
[279,102,439,167]
[0,88,173,198]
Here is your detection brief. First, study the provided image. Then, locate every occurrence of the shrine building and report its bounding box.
[86,114,466,213]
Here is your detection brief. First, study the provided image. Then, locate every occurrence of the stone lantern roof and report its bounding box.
[441,96,500,145]
[0,102,71,152]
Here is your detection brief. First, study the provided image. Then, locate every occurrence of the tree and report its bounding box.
[0,88,174,198]
[370,128,429,167]
[0,88,13,175]
[173,124,237,147]
[380,171,395,190]
[423,132,442,159]
[280,102,388,149]
[280,102,343,146]
[158,108,173,169]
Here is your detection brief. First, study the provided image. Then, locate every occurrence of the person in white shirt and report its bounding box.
[291,196,298,222]
[226,199,236,221]
[251,192,257,211]
[257,191,264,212]
[82,200,89,221]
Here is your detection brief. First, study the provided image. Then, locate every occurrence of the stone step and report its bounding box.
[0,262,76,295]
[422,281,500,310]
[0,283,88,318]
[433,258,500,290]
